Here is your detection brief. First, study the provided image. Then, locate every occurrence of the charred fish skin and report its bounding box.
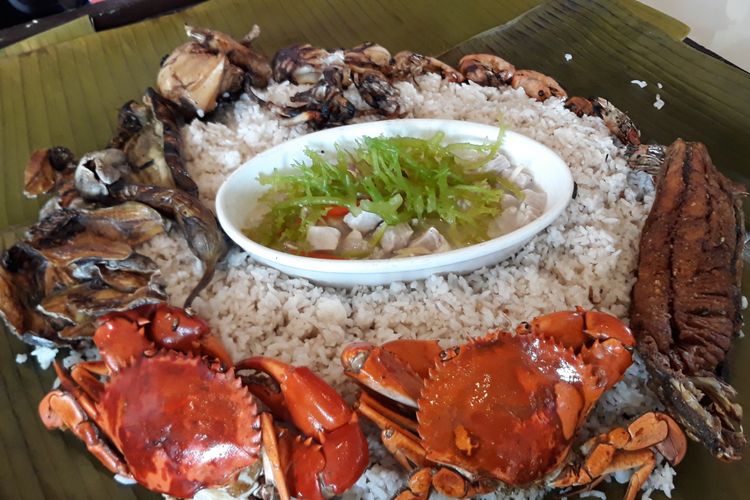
[110,183,228,309]
[630,139,747,461]
[0,204,167,346]
[146,88,199,197]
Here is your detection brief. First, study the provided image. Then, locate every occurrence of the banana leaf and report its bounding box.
[0,0,747,499]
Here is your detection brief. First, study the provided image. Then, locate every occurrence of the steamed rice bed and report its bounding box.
[140,73,675,499]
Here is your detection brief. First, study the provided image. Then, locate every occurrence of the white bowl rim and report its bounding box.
[216,118,573,276]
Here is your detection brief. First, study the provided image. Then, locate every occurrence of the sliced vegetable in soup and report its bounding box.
[244,132,546,258]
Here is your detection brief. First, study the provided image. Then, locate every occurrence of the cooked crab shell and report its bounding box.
[418,333,597,485]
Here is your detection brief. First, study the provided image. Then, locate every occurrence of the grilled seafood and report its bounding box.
[157,25,271,115]
[344,42,392,71]
[146,88,199,195]
[389,50,464,83]
[350,66,400,116]
[23,146,76,199]
[157,41,243,115]
[114,184,227,308]
[456,54,566,102]
[0,118,223,346]
[341,308,686,499]
[272,43,339,85]
[565,96,641,146]
[624,143,668,174]
[283,66,356,129]
[630,139,746,461]
[458,54,515,86]
[0,204,166,345]
[39,304,368,499]
[108,88,201,197]
[74,150,227,308]
[511,69,567,101]
[109,100,178,191]
[106,88,198,196]
[272,43,400,126]
[186,24,272,88]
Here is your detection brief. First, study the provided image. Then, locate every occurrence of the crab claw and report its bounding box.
[149,304,233,367]
[93,315,152,372]
[291,417,369,498]
[236,356,369,499]
[526,308,635,394]
[237,357,352,436]
[95,304,233,369]
[341,341,427,408]
[527,307,635,349]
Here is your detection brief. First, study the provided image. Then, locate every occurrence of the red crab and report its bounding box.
[39,304,368,499]
[340,308,687,499]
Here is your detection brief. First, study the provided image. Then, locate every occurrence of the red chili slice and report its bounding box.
[325,205,350,217]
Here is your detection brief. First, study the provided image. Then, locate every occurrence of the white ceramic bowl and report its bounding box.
[216,119,573,287]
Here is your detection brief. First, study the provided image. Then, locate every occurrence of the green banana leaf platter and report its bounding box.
[0,0,747,498]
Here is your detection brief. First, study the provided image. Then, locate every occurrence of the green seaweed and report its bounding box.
[245,132,522,254]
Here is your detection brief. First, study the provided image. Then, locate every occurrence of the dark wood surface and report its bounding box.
[0,0,202,48]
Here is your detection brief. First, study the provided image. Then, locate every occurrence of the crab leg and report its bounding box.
[236,356,369,500]
[70,362,108,400]
[39,362,131,478]
[358,391,419,434]
[552,412,687,498]
[396,469,432,500]
[395,466,497,499]
[432,468,497,498]
[39,391,130,476]
[606,450,656,500]
[357,394,426,470]
[260,412,291,500]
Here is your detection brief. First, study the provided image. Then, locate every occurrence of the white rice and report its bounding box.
[653,94,665,110]
[138,74,672,498]
[30,346,58,370]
